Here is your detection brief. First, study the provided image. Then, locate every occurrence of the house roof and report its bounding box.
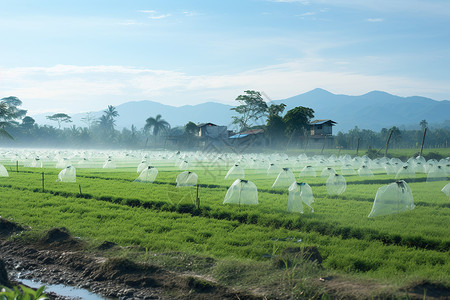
[238,129,264,135]
[197,122,217,128]
[310,119,337,125]
[229,129,264,139]
[229,134,249,139]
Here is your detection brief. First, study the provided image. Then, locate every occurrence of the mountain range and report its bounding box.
[31,89,450,133]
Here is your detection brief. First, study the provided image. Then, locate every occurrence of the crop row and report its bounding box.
[0,185,449,283]
[1,167,449,252]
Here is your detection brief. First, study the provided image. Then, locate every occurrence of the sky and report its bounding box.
[1,0,449,116]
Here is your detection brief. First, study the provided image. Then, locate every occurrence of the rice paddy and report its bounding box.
[0,148,449,287]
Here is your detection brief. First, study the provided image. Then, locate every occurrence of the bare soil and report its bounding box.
[1,219,449,299]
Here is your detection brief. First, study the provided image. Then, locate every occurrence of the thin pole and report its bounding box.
[285,130,296,151]
[42,172,45,192]
[419,127,427,157]
[385,129,393,157]
[321,136,326,154]
[16,161,18,173]
[79,184,82,196]
[356,138,360,156]
[196,184,200,209]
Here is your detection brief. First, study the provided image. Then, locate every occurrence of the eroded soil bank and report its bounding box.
[0,223,258,300]
[1,219,449,299]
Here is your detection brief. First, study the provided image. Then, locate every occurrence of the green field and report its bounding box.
[0,149,449,297]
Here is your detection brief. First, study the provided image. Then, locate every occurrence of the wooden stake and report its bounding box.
[196,184,200,209]
[419,127,427,157]
[79,184,82,196]
[42,172,44,192]
[16,161,18,173]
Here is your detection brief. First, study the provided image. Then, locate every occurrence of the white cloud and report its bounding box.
[1,61,449,116]
[119,20,143,26]
[367,18,384,22]
[138,10,171,19]
[183,11,197,17]
[148,14,171,20]
[298,12,316,16]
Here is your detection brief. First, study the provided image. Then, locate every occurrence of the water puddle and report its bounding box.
[19,278,114,300]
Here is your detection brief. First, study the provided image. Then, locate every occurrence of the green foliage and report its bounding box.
[419,120,428,130]
[231,90,268,131]
[265,114,286,146]
[144,114,170,136]
[0,96,27,139]
[336,127,449,150]
[0,159,449,286]
[0,285,48,300]
[45,113,72,129]
[268,103,286,117]
[96,105,119,138]
[283,106,315,137]
[184,121,198,136]
[21,117,35,129]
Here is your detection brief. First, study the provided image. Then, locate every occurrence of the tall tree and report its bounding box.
[81,112,96,129]
[103,105,119,131]
[104,105,119,121]
[21,116,35,129]
[283,106,315,138]
[46,113,72,129]
[419,119,428,130]
[0,96,27,139]
[184,121,198,136]
[144,114,170,136]
[265,103,287,147]
[268,103,286,117]
[231,90,268,131]
[96,105,119,141]
[97,115,113,134]
[390,126,402,146]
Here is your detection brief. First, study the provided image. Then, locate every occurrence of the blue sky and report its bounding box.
[1,0,449,115]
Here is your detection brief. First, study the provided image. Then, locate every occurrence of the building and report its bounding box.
[229,128,266,148]
[310,119,337,137]
[197,123,228,139]
[307,119,337,149]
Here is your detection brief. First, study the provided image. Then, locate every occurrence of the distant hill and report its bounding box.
[272,89,450,132]
[31,89,450,132]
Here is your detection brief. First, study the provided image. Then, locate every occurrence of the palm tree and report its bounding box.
[98,115,113,133]
[104,105,119,118]
[144,114,170,136]
[103,105,119,128]
[0,96,27,139]
[419,119,428,130]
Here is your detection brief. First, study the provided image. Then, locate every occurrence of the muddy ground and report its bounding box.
[1,219,449,299]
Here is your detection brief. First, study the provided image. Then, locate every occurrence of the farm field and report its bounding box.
[0,148,449,299]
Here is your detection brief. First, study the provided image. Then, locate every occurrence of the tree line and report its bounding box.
[0,94,448,150]
[335,125,449,150]
[0,97,171,149]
